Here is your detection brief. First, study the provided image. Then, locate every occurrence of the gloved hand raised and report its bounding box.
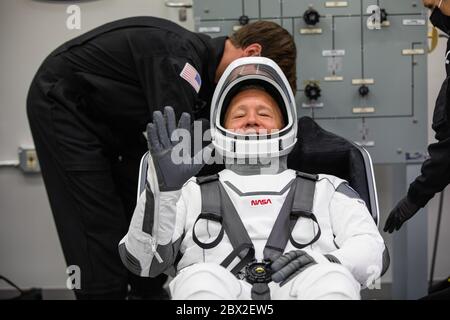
[271,250,318,286]
[147,106,205,192]
[383,196,421,233]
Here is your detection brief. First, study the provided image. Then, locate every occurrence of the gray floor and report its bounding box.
[0,285,392,300]
[361,283,392,300]
[0,288,75,300]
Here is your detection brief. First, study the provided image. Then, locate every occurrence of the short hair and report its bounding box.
[230,20,297,93]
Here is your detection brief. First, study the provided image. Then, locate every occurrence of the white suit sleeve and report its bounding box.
[328,183,385,286]
[118,156,188,278]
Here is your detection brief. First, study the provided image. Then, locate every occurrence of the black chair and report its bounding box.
[288,117,389,275]
[288,116,380,224]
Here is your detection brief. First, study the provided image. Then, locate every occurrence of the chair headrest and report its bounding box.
[288,117,372,218]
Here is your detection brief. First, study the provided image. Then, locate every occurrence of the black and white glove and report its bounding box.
[271,250,318,286]
[383,196,421,233]
[147,106,205,192]
[271,250,341,286]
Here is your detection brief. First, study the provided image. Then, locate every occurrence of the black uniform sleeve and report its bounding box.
[408,137,450,207]
[407,76,450,207]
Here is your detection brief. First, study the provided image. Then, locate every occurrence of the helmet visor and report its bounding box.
[215,61,294,137]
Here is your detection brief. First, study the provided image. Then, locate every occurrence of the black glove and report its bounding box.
[383,196,421,233]
[147,106,206,192]
[271,250,317,286]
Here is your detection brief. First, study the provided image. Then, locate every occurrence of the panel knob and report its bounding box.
[239,15,249,26]
[359,85,370,97]
[305,83,321,100]
[303,8,320,26]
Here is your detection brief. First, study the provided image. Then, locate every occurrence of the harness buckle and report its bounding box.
[244,260,272,284]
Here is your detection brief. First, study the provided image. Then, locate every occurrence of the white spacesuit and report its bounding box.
[119,57,385,300]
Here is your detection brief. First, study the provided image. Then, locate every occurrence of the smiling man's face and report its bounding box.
[223,88,285,134]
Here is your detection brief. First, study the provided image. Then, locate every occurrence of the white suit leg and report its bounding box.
[169,263,251,300]
[270,263,361,300]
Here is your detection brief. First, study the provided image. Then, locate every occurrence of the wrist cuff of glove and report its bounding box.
[324,254,341,264]
[406,190,427,208]
[405,195,422,211]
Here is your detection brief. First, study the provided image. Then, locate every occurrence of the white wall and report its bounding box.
[0,0,193,290]
[0,0,449,292]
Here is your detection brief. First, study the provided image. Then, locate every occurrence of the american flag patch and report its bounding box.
[180,62,201,93]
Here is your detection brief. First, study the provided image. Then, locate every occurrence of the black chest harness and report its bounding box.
[192,171,321,300]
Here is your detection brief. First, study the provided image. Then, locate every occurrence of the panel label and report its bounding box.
[324,75,344,81]
[325,1,348,7]
[198,26,221,33]
[352,79,374,85]
[302,102,324,108]
[402,19,426,26]
[353,107,375,114]
[300,28,323,34]
[322,49,346,57]
[402,48,425,55]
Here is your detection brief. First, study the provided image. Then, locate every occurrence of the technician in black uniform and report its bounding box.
[384,0,450,233]
[26,16,296,299]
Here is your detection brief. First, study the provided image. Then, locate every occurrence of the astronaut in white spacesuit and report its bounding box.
[119,57,385,300]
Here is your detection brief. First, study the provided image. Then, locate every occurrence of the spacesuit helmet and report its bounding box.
[210,56,297,160]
